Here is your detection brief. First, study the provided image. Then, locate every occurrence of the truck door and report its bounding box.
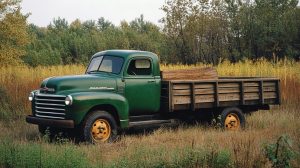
[124,57,160,115]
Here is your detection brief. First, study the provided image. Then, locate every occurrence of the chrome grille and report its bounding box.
[34,94,66,119]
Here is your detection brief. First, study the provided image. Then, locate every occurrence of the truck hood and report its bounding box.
[40,74,117,95]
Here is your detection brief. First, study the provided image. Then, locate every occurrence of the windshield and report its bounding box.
[86,56,124,74]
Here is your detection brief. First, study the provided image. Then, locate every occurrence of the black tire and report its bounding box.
[82,111,118,143]
[220,107,245,130]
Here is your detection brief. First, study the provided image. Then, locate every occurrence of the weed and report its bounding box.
[264,135,295,168]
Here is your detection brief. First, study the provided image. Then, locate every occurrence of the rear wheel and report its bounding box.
[82,111,118,143]
[220,107,245,130]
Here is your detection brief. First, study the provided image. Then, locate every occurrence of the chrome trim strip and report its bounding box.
[35,106,65,111]
[36,94,66,98]
[35,114,65,119]
[35,98,65,102]
[36,110,66,115]
[89,87,115,90]
[35,102,65,107]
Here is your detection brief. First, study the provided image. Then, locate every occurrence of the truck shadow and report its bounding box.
[29,120,212,144]
[121,123,179,137]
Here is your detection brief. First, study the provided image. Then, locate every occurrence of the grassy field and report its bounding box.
[0,59,299,167]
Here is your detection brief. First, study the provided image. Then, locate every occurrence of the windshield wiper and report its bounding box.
[86,70,99,74]
[98,70,112,75]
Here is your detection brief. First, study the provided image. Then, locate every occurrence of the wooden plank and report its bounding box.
[263,86,276,92]
[218,83,239,88]
[244,82,259,87]
[163,77,279,83]
[195,88,215,95]
[173,96,191,104]
[195,95,215,103]
[162,67,218,80]
[264,92,277,99]
[194,83,215,89]
[244,87,259,93]
[173,89,191,96]
[219,93,240,101]
[263,82,276,87]
[218,87,240,94]
[173,84,190,90]
[244,93,260,100]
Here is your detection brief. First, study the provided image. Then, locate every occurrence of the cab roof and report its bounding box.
[92,50,158,60]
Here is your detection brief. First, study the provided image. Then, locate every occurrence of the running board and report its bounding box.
[129,120,172,127]
[129,114,161,122]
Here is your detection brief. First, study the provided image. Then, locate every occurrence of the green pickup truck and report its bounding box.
[26,50,280,143]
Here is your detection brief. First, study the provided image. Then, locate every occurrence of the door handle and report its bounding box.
[148,80,155,83]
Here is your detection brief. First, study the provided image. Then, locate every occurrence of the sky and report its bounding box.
[21,0,300,27]
[20,0,166,27]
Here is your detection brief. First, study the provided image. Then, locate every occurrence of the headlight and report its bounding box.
[65,95,73,106]
[28,92,34,101]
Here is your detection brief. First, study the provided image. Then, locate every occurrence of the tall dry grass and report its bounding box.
[0,60,299,167]
[0,65,85,119]
[1,59,298,119]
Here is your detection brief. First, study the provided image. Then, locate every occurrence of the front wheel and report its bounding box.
[82,111,118,143]
[220,107,245,131]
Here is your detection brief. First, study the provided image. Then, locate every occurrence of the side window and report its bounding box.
[127,59,152,75]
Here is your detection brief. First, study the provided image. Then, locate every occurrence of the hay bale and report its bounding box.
[162,67,218,80]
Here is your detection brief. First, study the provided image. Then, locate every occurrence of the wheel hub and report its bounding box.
[224,113,240,130]
[91,119,111,142]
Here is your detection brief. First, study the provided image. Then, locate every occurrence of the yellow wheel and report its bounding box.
[83,111,118,143]
[224,113,240,130]
[221,107,245,131]
[91,119,111,142]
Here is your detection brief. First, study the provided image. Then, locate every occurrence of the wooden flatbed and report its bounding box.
[161,77,280,112]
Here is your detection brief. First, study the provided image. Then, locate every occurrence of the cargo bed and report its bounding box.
[161,77,280,112]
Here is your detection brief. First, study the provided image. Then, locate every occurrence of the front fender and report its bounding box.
[67,92,129,127]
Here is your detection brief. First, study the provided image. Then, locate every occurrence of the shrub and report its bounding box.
[264,135,295,168]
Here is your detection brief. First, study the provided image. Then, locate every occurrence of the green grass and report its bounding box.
[0,139,90,168]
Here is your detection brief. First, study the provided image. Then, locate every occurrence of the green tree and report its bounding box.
[0,0,30,66]
[252,0,298,59]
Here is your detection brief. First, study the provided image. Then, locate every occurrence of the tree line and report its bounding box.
[0,0,300,66]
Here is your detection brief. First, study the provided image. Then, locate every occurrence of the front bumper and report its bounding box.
[26,115,75,128]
